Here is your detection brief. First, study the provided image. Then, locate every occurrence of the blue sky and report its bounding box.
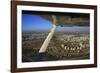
[22,14,89,32]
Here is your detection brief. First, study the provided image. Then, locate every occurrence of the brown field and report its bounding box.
[22,32,90,62]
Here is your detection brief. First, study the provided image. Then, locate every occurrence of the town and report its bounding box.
[22,31,90,62]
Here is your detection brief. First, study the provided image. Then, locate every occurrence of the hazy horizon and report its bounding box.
[22,14,90,32]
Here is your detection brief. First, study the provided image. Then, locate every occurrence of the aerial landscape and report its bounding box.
[22,11,90,62]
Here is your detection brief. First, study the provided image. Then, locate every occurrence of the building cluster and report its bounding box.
[22,32,90,61]
[47,33,90,60]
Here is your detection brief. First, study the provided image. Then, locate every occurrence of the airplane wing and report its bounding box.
[40,15,89,26]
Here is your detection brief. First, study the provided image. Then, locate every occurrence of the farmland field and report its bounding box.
[22,32,90,62]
